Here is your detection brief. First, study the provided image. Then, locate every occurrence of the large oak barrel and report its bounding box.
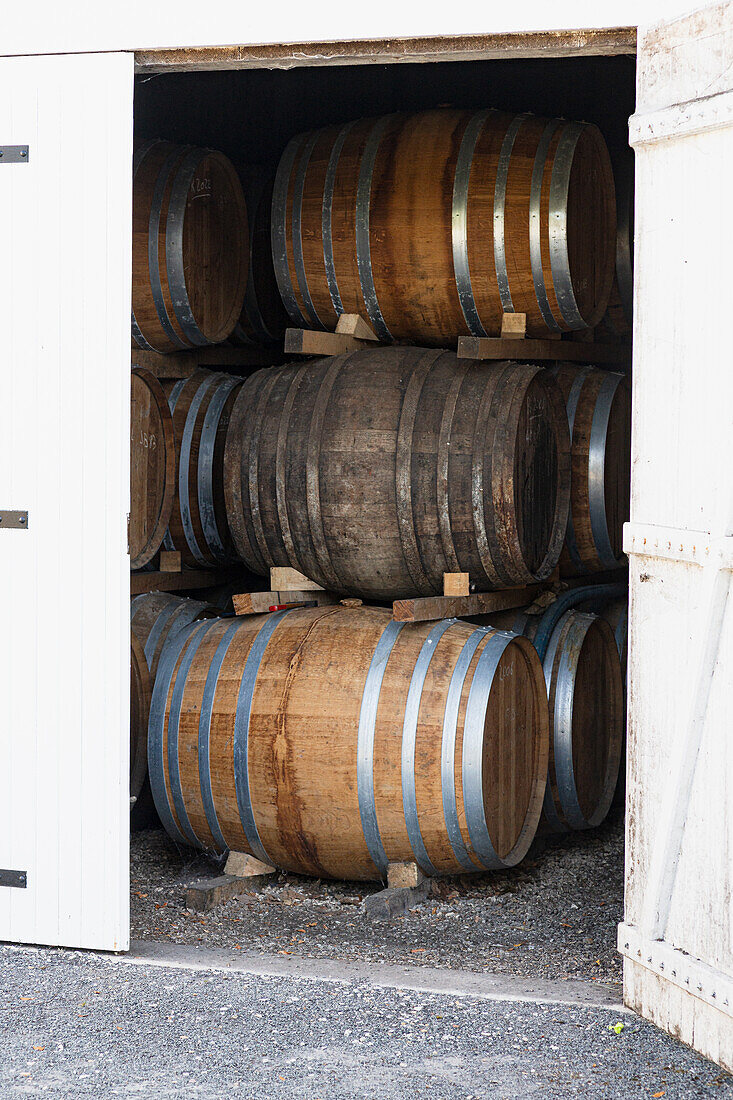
[224,349,571,600]
[131,592,218,680]
[148,605,549,880]
[550,365,631,575]
[130,632,151,803]
[231,173,289,347]
[271,109,616,344]
[164,370,244,568]
[130,367,176,569]
[485,602,623,831]
[132,141,249,353]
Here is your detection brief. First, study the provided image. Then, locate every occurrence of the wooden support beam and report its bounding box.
[457,336,629,365]
[233,590,337,615]
[284,328,375,357]
[131,344,282,379]
[130,567,249,595]
[393,586,541,623]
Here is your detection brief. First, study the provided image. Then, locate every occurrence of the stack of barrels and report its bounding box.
[129,105,630,880]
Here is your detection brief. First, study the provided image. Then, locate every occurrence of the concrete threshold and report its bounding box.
[96,939,628,1013]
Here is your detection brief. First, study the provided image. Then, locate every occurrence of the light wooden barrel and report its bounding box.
[487,603,623,831]
[132,141,249,353]
[130,632,152,803]
[130,367,176,569]
[550,365,631,575]
[163,370,244,568]
[130,592,218,680]
[271,108,616,344]
[224,349,571,600]
[231,173,289,347]
[148,605,548,880]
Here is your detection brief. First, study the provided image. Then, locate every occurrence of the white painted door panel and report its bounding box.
[0,53,133,951]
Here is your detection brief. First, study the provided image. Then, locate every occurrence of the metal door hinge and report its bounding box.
[0,511,28,529]
[0,146,29,163]
[0,869,27,889]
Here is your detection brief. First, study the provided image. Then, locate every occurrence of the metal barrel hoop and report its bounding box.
[436,359,472,575]
[291,131,326,330]
[143,599,199,669]
[355,116,392,342]
[588,372,625,570]
[247,368,285,572]
[357,620,406,876]
[440,628,491,871]
[452,109,495,337]
[271,135,311,328]
[529,120,563,332]
[148,146,191,350]
[401,619,456,874]
[471,368,514,589]
[166,147,214,347]
[197,617,244,852]
[563,366,592,570]
[148,618,211,847]
[493,113,530,312]
[166,618,222,848]
[545,612,592,829]
[548,121,587,329]
[322,121,355,317]
[395,350,445,594]
[461,631,517,868]
[162,378,189,553]
[132,140,159,351]
[178,372,220,566]
[198,374,241,564]
[232,610,294,866]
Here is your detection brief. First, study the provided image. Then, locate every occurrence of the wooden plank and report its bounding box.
[335,313,379,341]
[457,336,630,365]
[158,550,181,572]
[443,572,469,596]
[233,590,337,614]
[270,566,325,591]
[131,345,281,379]
[284,328,374,357]
[393,586,541,623]
[130,567,247,595]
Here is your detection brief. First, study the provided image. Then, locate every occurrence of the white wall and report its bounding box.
[0,52,133,952]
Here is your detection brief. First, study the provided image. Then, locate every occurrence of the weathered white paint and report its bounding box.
[0,52,133,952]
[623,0,733,1071]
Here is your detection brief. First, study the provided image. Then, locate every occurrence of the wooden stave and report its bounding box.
[147,605,549,880]
[130,366,176,570]
[223,349,571,601]
[550,363,631,576]
[164,370,244,568]
[130,632,152,803]
[132,141,249,353]
[271,109,616,345]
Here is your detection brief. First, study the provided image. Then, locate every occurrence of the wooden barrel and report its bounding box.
[231,173,289,347]
[130,632,151,803]
[130,367,176,569]
[163,370,244,568]
[550,365,631,575]
[224,349,571,600]
[486,603,623,831]
[598,150,634,339]
[130,592,218,680]
[147,605,548,880]
[271,109,616,344]
[132,141,249,353]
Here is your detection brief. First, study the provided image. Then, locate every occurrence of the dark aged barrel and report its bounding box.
[132,141,249,353]
[598,149,634,339]
[148,605,549,880]
[230,173,289,347]
[130,592,218,681]
[271,109,616,344]
[130,367,176,569]
[550,365,631,576]
[130,632,152,803]
[163,370,244,568]
[486,603,623,831]
[223,349,571,600]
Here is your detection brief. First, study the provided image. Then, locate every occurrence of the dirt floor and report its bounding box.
[131,807,624,986]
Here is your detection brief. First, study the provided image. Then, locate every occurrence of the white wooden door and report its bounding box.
[620,0,733,1071]
[0,53,133,951]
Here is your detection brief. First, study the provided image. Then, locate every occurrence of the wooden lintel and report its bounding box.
[457,336,630,365]
[284,328,376,357]
[393,586,541,623]
[131,344,282,379]
[131,567,248,595]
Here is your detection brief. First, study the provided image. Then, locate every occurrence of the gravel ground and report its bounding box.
[1,943,730,1099]
[131,808,625,985]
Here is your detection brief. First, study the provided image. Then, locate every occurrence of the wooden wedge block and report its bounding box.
[285,328,372,357]
[225,851,276,878]
[335,313,379,341]
[270,567,324,591]
[443,572,469,597]
[500,312,527,339]
[387,861,425,889]
[159,550,181,572]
